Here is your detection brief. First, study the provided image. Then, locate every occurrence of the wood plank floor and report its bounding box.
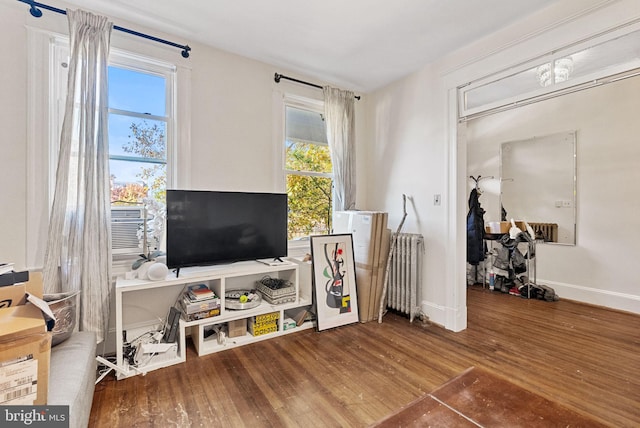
[89,286,640,427]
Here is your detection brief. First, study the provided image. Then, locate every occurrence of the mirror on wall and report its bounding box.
[500,131,576,245]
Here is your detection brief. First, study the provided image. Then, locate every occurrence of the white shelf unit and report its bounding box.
[187,260,314,356]
[114,260,313,379]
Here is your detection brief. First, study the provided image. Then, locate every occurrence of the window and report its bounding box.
[108,65,168,206]
[27,30,189,268]
[107,58,175,259]
[46,38,177,260]
[284,102,333,239]
[107,63,173,257]
[459,24,640,118]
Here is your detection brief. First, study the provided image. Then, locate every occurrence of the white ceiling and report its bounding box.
[56,0,560,93]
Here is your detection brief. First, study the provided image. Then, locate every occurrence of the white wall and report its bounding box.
[365,0,640,329]
[364,66,453,323]
[0,0,367,270]
[467,76,640,312]
[0,1,29,270]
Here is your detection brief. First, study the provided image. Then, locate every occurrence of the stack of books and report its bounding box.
[180,284,221,321]
[187,283,215,300]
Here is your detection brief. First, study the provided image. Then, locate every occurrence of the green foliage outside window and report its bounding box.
[111,121,166,205]
[286,140,333,239]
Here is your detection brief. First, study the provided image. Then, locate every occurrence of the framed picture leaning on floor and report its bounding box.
[310,234,359,331]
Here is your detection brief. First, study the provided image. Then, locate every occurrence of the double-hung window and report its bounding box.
[27,30,187,268]
[284,99,333,240]
[48,39,177,260]
[107,60,175,259]
[108,64,169,205]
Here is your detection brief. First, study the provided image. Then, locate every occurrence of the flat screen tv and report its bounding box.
[166,190,288,270]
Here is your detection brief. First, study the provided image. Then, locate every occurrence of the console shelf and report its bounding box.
[188,296,314,356]
[114,259,313,379]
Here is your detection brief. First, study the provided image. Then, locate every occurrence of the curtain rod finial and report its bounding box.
[274,73,282,83]
[29,3,43,18]
[181,46,191,58]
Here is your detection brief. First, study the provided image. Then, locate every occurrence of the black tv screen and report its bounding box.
[166,190,288,269]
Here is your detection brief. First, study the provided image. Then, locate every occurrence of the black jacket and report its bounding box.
[466,188,485,265]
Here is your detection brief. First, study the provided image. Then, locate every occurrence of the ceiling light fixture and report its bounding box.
[536,57,574,87]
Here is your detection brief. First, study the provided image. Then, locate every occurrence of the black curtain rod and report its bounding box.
[18,0,191,58]
[274,73,360,100]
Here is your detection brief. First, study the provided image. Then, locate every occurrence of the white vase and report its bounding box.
[136,261,155,280]
[147,262,169,281]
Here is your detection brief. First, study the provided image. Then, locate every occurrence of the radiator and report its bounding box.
[387,233,424,322]
[528,222,558,242]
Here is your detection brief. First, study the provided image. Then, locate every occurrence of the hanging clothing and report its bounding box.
[466,188,486,265]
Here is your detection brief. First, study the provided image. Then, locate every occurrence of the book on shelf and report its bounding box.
[285,307,310,326]
[187,283,216,301]
[181,294,220,314]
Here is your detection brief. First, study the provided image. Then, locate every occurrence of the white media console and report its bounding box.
[114,258,313,379]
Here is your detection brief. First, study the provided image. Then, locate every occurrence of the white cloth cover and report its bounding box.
[43,9,113,343]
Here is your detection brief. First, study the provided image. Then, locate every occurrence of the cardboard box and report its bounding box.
[0,283,29,308]
[282,318,296,331]
[0,270,29,287]
[248,313,280,336]
[254,312,279,324]
[0,333,51,405]
[248,322,277,336]
[25,272,44,298]
[0,304,47,341]
[227,319,247,338]
[485,221,526,235]
[0,271,43,309]
[0,303,50,405]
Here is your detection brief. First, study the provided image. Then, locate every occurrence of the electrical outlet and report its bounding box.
[434,194,441,206]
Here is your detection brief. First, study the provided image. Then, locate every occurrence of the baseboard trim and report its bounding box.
[541,279,640,315]
[420,300,448,329]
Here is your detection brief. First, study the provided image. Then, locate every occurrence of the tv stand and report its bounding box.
[114,259,313,379]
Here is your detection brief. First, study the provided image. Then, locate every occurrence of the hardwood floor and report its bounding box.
[90,287,640,427]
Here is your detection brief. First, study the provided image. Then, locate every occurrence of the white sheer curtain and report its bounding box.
[323,86,356,211]
[43,9,113,343]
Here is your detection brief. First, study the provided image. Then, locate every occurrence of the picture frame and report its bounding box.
[310,234,359,331]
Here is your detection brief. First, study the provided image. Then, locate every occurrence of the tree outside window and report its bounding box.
[285,105,333,239]
[108,66,167,207]
[108,65,170,258]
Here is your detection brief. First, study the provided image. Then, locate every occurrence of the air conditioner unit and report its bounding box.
[111,206,144,255]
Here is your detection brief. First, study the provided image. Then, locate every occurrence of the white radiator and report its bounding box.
[387,233,424,322]
[529,222,558,242]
